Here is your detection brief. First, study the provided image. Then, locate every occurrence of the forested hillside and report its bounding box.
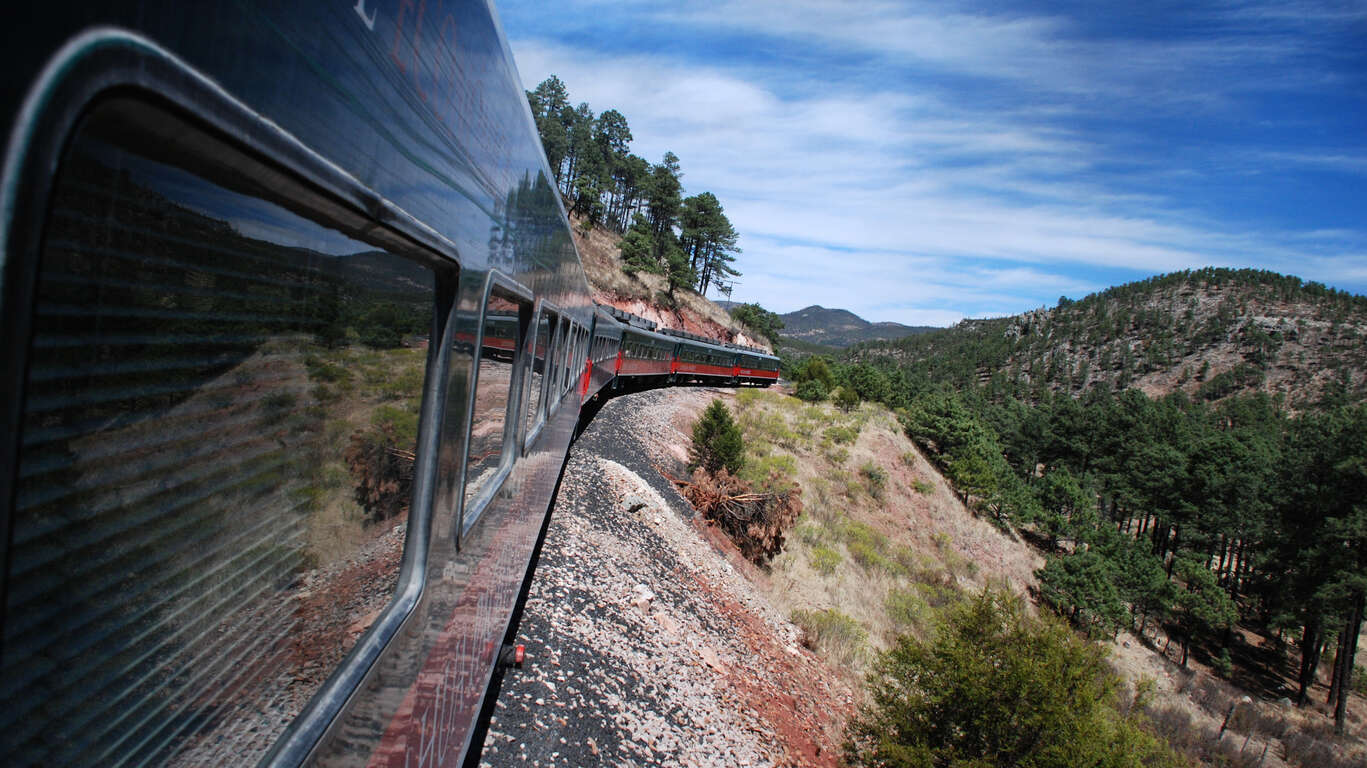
[851,268,1367,409]
[781,268,1367,748]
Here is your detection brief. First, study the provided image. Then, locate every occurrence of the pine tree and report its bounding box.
[689,399,744,475]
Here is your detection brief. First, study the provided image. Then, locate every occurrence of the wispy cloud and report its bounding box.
[499,0,1367,325]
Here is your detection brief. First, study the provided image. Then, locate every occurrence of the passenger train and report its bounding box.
[0,2,776,767]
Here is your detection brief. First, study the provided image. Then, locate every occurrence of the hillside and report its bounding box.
[850,268,1367,409]
[570,215,771,350]
[780,305,933,348]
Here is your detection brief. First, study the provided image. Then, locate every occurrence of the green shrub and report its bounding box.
[792,608,866,665]
[1213,649,1233,679]
[809,545,842,575]
[832,386,860,412]
[845,590,1183,768]
[796,522,825,547]
[803,357,836,387]
[304,356,350,383]
[859,462,888,500]
[824,424,859,444]
[850,540,897,574]
[911,479,934,495]
[844,521,900,574]
[738,452,796,491]
[885,588,930,629]
[690,399,745,475]
[371,403,420,447]
[795,378,829,402]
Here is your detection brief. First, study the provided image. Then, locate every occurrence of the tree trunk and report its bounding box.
[1335,595,1364,735]
[1328,628,1347,706]
[1298,616,1323,707]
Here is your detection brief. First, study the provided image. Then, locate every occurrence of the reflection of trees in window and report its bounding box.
[463,293,522,509]
[3,100,435,767]
[524,312,552,438]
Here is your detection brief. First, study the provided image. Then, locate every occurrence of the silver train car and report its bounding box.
[0,2,776,766]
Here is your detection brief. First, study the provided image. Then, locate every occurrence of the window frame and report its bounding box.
[521,300,558,454]
[457,269,533,538]
[0,32,469,768]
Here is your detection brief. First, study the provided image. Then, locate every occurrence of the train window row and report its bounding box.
[0,93,591,767]
[679,346,732,367]
[624,339,670,361]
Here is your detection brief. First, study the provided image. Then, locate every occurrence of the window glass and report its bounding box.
[558,319,572,393]
[2,97,437,767]
[523,310,550,440]
[463,291,522,508]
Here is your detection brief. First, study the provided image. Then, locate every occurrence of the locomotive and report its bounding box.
[0,2,777,767]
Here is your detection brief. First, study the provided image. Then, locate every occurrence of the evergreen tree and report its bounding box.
[729,303,784,348]
[689,399,744,475]
[618,214,660,275]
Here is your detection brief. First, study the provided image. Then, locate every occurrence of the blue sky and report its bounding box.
[495,0,1367,326]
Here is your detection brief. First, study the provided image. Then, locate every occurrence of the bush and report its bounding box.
[845,589,1183,768]
[689,399,744,475]
[859,462,887,500]
[795,356,836,390]
[885,588,930,629]
[809,545,842,575]
[1213,648,1233,679]
[823,424,859,444]
[832,386,860,412]
[792,608,866,665]
[795,378,829,402]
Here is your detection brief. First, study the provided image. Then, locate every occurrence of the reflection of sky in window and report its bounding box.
[87,137,371,257]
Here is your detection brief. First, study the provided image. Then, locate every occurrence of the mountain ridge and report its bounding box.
[847,267,1367,409]
[778,304,935,348]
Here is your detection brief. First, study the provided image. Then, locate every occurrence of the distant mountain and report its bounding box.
[778,305,935,348]
[848,268,1367,409]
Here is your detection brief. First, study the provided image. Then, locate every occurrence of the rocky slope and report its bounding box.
[571,217,771,351]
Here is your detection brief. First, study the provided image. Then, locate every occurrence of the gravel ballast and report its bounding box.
[479,387,853,768]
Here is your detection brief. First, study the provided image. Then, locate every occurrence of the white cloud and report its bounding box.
[502,2,1367,324]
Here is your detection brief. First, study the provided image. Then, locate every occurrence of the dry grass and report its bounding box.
[723,389,1042,677]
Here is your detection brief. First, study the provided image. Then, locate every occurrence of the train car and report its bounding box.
[665,329,740,385]
[736,348,782,386]
[0,3,594,767]
[0,4,788,766]
[583,304,623,401]
[615,325,677,386]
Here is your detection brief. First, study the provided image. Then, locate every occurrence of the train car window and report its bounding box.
[544,313,563,413]
[522,308,551,446]
[556,318,572,395]
[2,96,444,767]
[461,286,526,514]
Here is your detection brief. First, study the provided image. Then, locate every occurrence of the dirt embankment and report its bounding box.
[570,216,771,351]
